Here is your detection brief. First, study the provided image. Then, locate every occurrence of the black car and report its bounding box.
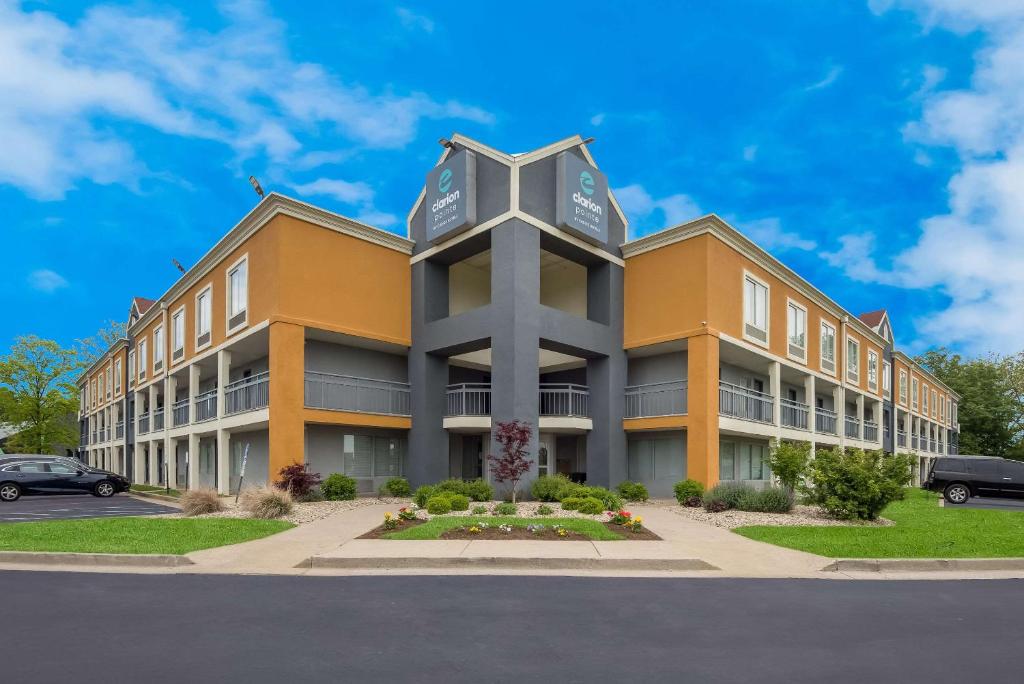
[924,455,1024,504]
[0,455,131,502]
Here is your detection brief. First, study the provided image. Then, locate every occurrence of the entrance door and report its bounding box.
[537,434,556,477]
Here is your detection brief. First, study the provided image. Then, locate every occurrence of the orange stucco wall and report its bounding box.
[268,321,305,477]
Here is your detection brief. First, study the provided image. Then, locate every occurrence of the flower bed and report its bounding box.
[358,514,662,541]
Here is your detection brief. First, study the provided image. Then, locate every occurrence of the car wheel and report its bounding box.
[0,483,20,502]
[93,481,116,498]
[944,483,970,505]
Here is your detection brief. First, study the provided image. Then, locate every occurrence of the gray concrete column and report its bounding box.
[216,350,231,418]
[856,394,865,441]
[804,374,816,435]
[148,440,159,485]
[769,361,781,429]
[834,385,845,448]
[188,432,201,490]
[133,442,146,485]
[217,429,231,495]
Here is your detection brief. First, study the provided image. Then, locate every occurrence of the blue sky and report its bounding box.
[3,0,1022,357]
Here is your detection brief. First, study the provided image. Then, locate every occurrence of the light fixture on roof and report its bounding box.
[248,175,265,199]
[582,137,596,145]
[438,137,457,150]
[171,258,186,274]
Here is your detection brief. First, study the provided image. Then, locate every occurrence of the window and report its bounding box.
[742,273,768,345]
[719,442,736,481]
[138,339,148,380]
[922,384,929,414]
[196,287,212,348]
[846,336,860,383]
[99,374,104,401]
[946,398,952,425]
[106,366,112,398]
[883,361,891,397]
[867,351,878,391]
[820,321,836,373]
[940,395,946,422]
[786,300,806,359]
[899,370,908,404]
[931,390,938,418]
[911,377,919,411]
[227,256,248,332]
[152,326,164,371]
[172,308,185,361]
[719,441,770,482]
[114,359,122,395]
[128,351,136,386]
[952,401,958,426]
[91,379,97,406]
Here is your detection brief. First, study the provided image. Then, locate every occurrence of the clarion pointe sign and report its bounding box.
[555,151,609,245]
[426,149,478,244]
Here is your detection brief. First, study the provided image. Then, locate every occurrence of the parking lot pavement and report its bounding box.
[960,497,1024,512]
[0,494,178,523]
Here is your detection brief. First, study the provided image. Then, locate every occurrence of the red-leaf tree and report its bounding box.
[489,420,534,504]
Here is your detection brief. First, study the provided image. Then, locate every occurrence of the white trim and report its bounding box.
[785,297,807,363]
[152,324,164,372]
[845,334,860,385]
[742,270,770,348]
[898,368,908,406]
[114,357,122,397]
[225,253,249,337]
[170,304,186,366]
[194,284,213,352]
[819,319,837,376]
[882,359,892,399]
[867,349,879,392]
[138,338,148,382]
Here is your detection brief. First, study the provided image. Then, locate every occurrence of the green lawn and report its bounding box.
[131,484,181,497]
[735,489,1024,558]
[0,517,293,555]
[385,516,624,540]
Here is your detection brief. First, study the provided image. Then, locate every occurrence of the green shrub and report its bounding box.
[240,486,293,519]
[673,479,705,505]
[536,504,554,515]
[802,448,912,520]
[532,474,572,502]
[766,441,811,492]
[582,486,622,512]
[413,485,437,508]
[320,474,358,501]
[434,478,493,502]
[555,479,588,501]
[575,497,605,515]
[446,494,470,511]
[472,504,488,515]
[382,477,411,497]
[749,487,794,513]
[616,481,649,502]
[702,482,756,512]
[493,502,517,516]
[560,497,584,511]
[426,495,452,515]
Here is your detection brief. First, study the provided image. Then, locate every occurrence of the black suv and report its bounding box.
[924,455,1024,504]
[0,455,132,502]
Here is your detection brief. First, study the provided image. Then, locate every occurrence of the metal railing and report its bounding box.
[446,383,492,416]
[138,414,150,435]
[624,381,687,418]
[172,398,189,427]
[719,381,773,423]
[897,430,907,447]
[912,434,919,449]
[864,420,878,442]
[194,390,218,423]
[780,398,809,430]
[845,416,861,439]
[304,371,411,416]
[539,383,590,418]
[115,421,124,439]
[153,408,164,431]
[225,371,270,415]
[815,407,837,434]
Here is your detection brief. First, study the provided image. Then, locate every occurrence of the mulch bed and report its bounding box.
[357,520,661,541]
[357,519,426,539]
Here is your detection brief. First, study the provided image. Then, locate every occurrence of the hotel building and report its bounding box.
[76,134,959,496]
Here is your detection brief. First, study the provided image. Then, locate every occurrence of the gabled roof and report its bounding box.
[132,297,156,316]
[858,309,886,329]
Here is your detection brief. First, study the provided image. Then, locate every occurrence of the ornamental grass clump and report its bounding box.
[702,482,755,512]
[240,486,294,519]
[180,488,223,517]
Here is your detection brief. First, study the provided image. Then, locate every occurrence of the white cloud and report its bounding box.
[827,2,1024,353]
[805,65,844,91]
[290,177,397,227]
[27,269,68,293]
[590,112,606,126]
[0,1,492,199]
[740,217,817,252]
[742,144,758,162]
[614,183,703,231]
[396,7,435,33]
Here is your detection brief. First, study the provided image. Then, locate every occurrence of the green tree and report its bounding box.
[917,348,1021,457]
[766,440,811,493]
[76,319,126,367]
[0,336,81,454]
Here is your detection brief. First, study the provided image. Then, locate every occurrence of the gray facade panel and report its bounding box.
[304,340,407,383]
[627,352,688,386]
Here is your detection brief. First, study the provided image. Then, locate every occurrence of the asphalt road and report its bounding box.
[0,494,176,522]
[2,572,1023,683]
[961,496,1024,511]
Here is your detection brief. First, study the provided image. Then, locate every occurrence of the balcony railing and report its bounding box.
[115,421,124,439]
[194,390,218,423]
[304,371,411,416]
[719,381,773,424]
[864,420,878,442]
[845,416,861,439]
[624,381,687,418]
[780,398,809,430]
[897,430,907,448]
[225,371,270,415]
[153,407,165,431]
[138,414,150,435]
[172,398,190,427]
[539,384,589,418]
[815,407,837,435]
[446,383,491,417]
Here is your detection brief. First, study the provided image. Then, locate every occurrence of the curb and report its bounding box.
[129,491,182,506]
[0,551,193,567]
[822,558,1024,572]
[300,556,719,571]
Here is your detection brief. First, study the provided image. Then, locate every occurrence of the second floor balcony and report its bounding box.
[864,420,879,442]
[153,408,165,431]
[225,371,270,415]
[780,398,810,430]
[815,407,838,435]
[194,390,217,423]
[897,430,907,448]
[624,381,687,418]
[845,416,861,439]
[115,421,124,439]
[172,398,190,427]
[138,414,150,435]
[304,371,411,416]
[444,383,591,418]
[719,381,773,424]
